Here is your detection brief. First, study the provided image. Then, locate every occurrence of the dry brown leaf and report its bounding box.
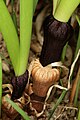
[64,45,73,67]
[31,41,42,53]
[2,61,10,72]
[70,67,80,103]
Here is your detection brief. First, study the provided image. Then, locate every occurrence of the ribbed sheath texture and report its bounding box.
[40,15,73,66]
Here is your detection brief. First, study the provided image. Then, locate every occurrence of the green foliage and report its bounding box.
[5,97,30,120]
[3,0,6,4]
[48,90,66,120]
[0,0,38,76]
[73,16,80,106]
[0,0,20,75]
[78,108,80,120]
[53,0,80,22]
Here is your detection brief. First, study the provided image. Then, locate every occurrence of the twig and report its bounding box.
[70,66,80,104]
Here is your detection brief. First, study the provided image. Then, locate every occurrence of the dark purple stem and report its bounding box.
[11,70,28,100]
[40,15,73,66]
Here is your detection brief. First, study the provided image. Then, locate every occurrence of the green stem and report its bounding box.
[73,25,80,106]
[78,107,80,120]
[33,0,38,13]
[48,90,67,120]
[0,53,11,65]
[0,0,38,76]
[19,0,33,75]
[0,0,20,76]
[61,42,68,62]
[74,27,80,59]
[11,0,14,11]
[3,0,6,4]
[53,0,61,16]
[53,0,80,22]
[48,41,69,119]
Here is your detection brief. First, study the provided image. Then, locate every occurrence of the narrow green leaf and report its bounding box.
[48,90,67,120]
[74,68,80,106]
[61,42,68,62]
[18,0,33,75]
[11,0,15,7]
[33,0,38,13]
[78,108,80,120]
[0,0,20,75]
[5,97,30,120]
[54,0,80,22]
[73,25,80,106]
[48,42,68,119]
[76,15,80,26]
[0,57,2,118]
[3,0,6,4]
[74,27,80,59]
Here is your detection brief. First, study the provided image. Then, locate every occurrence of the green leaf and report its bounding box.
[11,0,15,6]
[3,0,6,4]
[5,97,30,120]
[18,0,33,75]
[74,27,80,59]
[54,0,80,22]
[33,0,38,13]
[0,53,11,65]
[48,90,67,120]
[76,15,80,26]
[0,0,20,75]
[78,106,80,120]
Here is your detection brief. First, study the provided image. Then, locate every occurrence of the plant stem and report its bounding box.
[33,0,38,13]
[53,0,80,22]
[74,27,80,59]
[0,0,20,76]
[0,53,11,65]
[73,24,80,105]
[19,0,33,75]
[3,0,6,4]
[0,58,2,118]
[78,107,80,120]
[61,42,68,62]
[48,42,69,119]
[48,90,66,120]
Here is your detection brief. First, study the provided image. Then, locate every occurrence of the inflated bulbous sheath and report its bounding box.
[40,15,73,66]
